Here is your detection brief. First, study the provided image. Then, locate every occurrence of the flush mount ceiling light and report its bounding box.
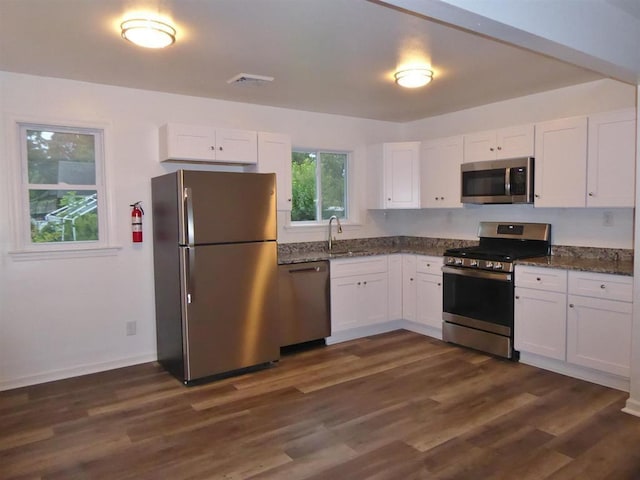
[121,18,176,48]
[394,68,433,88]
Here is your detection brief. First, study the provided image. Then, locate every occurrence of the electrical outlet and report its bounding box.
[603,211,614,227]
[126,321,137,336]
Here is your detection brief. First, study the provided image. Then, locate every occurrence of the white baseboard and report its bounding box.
[400,320,443,340]
[326,321,403,345]
[623,398,640,417]
[0,353,157,392]
[519,352,630,392]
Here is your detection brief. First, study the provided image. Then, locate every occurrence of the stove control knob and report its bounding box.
[494,262,503,270]
[446,257,454,264]
[470,260,478,267]
[486,262,493,268]
[455,258,463,265]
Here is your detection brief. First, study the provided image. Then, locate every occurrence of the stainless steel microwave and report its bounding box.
[461,157,534,204]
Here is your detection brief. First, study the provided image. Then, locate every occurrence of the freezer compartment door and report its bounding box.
[181,170,276,244]
[182,241,279,381]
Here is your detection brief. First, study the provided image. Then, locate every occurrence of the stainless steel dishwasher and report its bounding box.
[278,261,331,347]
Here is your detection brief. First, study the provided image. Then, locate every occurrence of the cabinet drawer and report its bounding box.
[330,256,388,278]
[515,266,567,292]
[416,255,443,275]
[568,271,632,302]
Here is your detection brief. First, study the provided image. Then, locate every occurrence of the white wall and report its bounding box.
[0,72,399,390]
[0,72,635,390]
[378,78,637,247]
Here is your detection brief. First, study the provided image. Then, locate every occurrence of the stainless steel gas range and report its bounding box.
[442,222,551,359]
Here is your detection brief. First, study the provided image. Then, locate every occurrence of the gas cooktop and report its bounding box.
[444,222,551,272]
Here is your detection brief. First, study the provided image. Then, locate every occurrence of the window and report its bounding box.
[17,123,108,250]
[291,149,348,223]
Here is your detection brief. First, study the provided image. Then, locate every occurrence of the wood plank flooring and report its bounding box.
[2,330,640,479]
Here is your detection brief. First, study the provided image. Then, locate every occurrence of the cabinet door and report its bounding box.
[567,295,632,377]
[534,116,587,207]
[215,128,258,164]
[416,273,443,331]
[360,273,389,326]
[463,130,496,162]
[388,255,403,320]
[514,287,567,360]
[383,142,420,208]
[330,276,361,332]
[421,136,463,208]
[402,255,417,322]
[587,109,636,207]
[496,124,534,159]
[161,123,216,162]
[258,132,292,211]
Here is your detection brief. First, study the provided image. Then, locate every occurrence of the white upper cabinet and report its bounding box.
[160,123,258,164]
[421,136,463,208]
[257,132,292,211]
[587,109,636,208]
[463,124,534,163]
[533,116,588,207]
[369,142,421,209]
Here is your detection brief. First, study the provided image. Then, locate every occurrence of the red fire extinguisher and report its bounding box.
[130,201,144,243]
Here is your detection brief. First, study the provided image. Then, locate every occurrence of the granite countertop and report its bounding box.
[278,237,634,276]
[516,256,633,276]
[277,237,473,265]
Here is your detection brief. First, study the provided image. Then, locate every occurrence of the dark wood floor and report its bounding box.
[2,330,640,479]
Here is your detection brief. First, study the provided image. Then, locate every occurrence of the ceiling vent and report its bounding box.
[227,73,274,86]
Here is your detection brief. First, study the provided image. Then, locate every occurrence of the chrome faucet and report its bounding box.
[328,215,343,252]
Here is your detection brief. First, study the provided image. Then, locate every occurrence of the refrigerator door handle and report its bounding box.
[184,187,195,247]
[185,247,195,303]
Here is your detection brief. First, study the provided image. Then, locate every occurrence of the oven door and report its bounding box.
[442,266,514,336]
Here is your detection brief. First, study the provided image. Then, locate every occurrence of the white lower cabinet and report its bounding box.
[402,255,417,322]
[567,271,633,377]
[415,256,443,332]
[402,254,442,336]
[388,254,403,320]
[515,286,567,360]
[514,265,633,381]
[330,256,389,332]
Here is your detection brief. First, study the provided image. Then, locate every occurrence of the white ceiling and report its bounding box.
[0,0,608,122]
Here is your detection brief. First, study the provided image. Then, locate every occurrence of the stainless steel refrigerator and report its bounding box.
[151,170,279,384]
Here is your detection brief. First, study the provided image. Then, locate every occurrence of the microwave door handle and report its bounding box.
[504,167,511,196]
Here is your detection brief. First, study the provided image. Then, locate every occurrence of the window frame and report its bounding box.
[8,117,119,260]
[290,148,350,226]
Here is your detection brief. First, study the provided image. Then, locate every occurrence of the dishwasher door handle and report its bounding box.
[288,266,321,273]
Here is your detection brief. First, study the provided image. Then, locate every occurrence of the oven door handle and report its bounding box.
[442,266,512,282]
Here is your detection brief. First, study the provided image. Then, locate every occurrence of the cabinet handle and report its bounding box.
[588,192,594,197]
[569,304,574,308]
[388,198,391,201]
[426,263,431,267]
[497,146,502,150]
[288,198,292,202]
[600,284,606,289]
[437,282,441,287]
[410,277,414,281]
[536,277,541,281]
[435,197,438,200]
[210,146,215,150]
[219,146,223,151]
[535,194,540,198]
[363,281,367,285]
[489,147,494,152]
[357,281,361,286]
[515,295,520,299]
[440,196,444,200]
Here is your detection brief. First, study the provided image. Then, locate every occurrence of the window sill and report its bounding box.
[8,245,123,262]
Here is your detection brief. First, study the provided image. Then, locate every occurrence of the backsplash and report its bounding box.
[279,236,633,262]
